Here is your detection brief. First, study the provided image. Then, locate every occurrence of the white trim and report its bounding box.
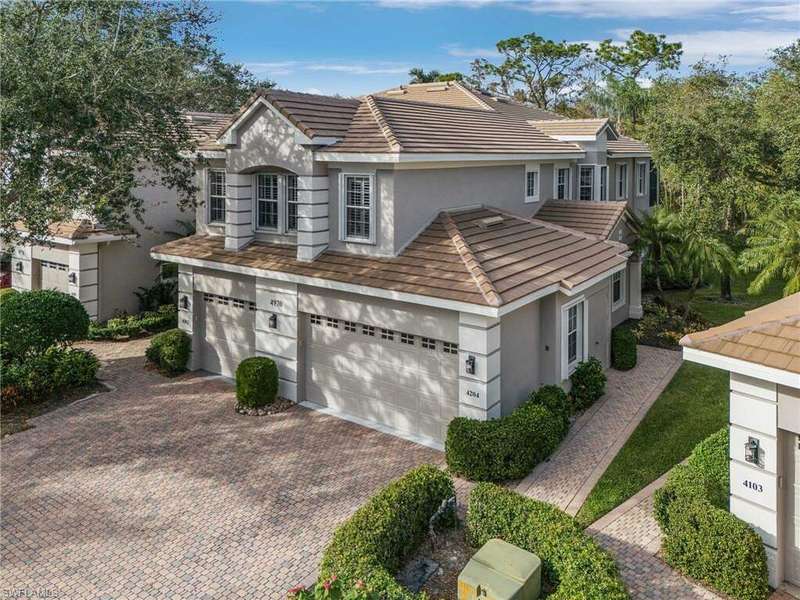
[207,168,227,225]
[218,97,314,146]
[608,152,651,158]
[599,165,608,202]
[315,151,585,163]
[252,172,283,233]
[553,164,572,200]
[561,295,589,380]
[682,347,800,389]
[339,172,377,245]
[617,162,628,200]
[578,164,596,202]
[636,160,648,197]
[611,269,626,311]
[524,163,540,203]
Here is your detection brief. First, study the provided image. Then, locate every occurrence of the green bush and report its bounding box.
[0,288,17,302]
[653,428,769,600]
[88,305,177,340]
[146,328,191,375]
[569,357,606,412]
[236,356,279,408]
[319,464,454,600]
[467,483,628,600]
[0,290,89,359]
[53,348,100,389]
[445,393,568,482]
[529,384,570,427]
[2,346,99,403]
[611,326,637,370]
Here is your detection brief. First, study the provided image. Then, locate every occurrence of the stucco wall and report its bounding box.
[500,300,541,413]
[608,157,652,214]
[610,262,632,327]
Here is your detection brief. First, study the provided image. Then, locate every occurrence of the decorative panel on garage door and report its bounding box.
[40,260,69,292]
[304,313,459,444]
[199,292,256,378]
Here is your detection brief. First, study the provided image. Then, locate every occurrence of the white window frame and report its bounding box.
[599,165,608,202]
[611,269,626,311]
[339,172,376,244]
[554,165,571,200]
[617,163,628,199]
[636,161,648,197]
[286,174,299,233]
[561,296,588,379]
[524,164,540,203]
[253,172,282,233]
[207,169,227,225]
[578,165,595,202]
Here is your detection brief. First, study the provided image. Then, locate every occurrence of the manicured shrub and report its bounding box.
[236,357,279,408]
[445,394,568,482]
[1,346,99,403]
[611,325,637,370]
[529,384,570,427]
[53,348,100,389]
[0,287,17,302]
[146,328,191,375]
[88,305,177,340]
[318,464,454,600]
[0,290,89,359]
[467,483,628,600]
[569,357,606,412]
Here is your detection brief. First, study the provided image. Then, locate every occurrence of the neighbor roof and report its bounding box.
[14,220,127,241]
[185,112,234,151]
[534,201,634,240]
[152,206,628,308]
[607,135,650,156]
[681,293,800,374]
[528,118,613,138]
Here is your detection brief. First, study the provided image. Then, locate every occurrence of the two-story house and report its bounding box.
[152,82,653,448]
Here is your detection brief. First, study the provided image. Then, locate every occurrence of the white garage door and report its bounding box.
[785,432,800,586]
[40,260,69,292]
[304,313,459,444]
[199,292,256,378]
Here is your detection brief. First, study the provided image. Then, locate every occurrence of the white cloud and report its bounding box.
[519,0,734,18]
[731,3,800,22]
[443,43,501,58]
[375,0,502,8]
[245,61,297,76]
[667,29,798,66]
[306,63,410,75]
[302,87,325,95]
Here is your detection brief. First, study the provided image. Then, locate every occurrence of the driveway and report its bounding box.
[1,339,441,599]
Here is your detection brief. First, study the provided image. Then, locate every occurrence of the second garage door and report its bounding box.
[39,260,69,292]
[304,313,459,444]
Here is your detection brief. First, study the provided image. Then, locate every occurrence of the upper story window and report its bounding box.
[256,173,280,230]
[525,166,539,203]
[556,167,570,200]
[637,162,647,196]
[286,174,299,232]
[208,170,226,224]
[579,165,595,201]
[600,166,608,202]
[617,163,628,199]
[340,174,375,243]
[612,270,626,310]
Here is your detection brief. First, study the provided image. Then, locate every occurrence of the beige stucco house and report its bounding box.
[152,82,652,448]
[681,293,800,590]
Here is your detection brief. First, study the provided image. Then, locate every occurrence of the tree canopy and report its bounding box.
[408,68,463,83]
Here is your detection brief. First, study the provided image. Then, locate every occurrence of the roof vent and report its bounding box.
[478,216,504,228]
[385,88,407,95]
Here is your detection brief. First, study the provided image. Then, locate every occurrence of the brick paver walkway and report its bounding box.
[1,339,442,599]
[516,345,682,514]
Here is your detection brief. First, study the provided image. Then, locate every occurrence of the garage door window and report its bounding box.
[326,317,339,328]
[362,325,375,336]
[400,333,415,345]
[443,342,458,355]
[343,321,356,332]
[381,329,395,341]
[203,292,255,311]
[421,337,436,350]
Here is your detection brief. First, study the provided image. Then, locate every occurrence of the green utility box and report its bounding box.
[458,538,541,600]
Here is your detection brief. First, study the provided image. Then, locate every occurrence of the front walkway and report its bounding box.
[516,345,682,514]
[0,339,442,599]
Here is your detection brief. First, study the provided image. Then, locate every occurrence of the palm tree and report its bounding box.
[634,207,681,296]
[678,223,738,320]
[408,68,441,84]
[740,193,800,296]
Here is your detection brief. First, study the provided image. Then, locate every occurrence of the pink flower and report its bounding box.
[330,575,338,583]
[288,585,305,595]
[322,580,332,591]
[355,580,365,590]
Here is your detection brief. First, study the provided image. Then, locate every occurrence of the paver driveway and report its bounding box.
[1,339,441,599]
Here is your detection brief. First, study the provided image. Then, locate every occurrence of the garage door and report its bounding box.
[304,313,459,444]
[199,292,256,378]
[785,432,800,586]
[40,260,69,292]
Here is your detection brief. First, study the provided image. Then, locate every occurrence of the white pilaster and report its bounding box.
[629,255,643,319]
[225,172,254,251]
[10,244,32,291]
[458,312,501,420]
[296,175,329,262]
[255,278,299,401]
[68,244,99,320]
[177,265,201,370]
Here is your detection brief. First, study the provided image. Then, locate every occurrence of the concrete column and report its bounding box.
[255,278,299,401]
[224,172,253,251]
[629,255,643,319]
[728,372,782,588]
[10,244,33,291]
[68,243,99,320]
[458,312,501,420]
[177,265,202,371]
[296,175,329,262]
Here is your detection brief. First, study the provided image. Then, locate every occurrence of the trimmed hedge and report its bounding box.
[611,326,637,370]
[145,328,191,375]
[319,464,455,599]
[0,287,17,302]
[569,357,606,412]
[530,384,570,427]
[653,429,769,600]
[2,346,99,404]
[88,305,177,340]
[467,483,628,600]
[445,390,568,482]
[236,357,279,408]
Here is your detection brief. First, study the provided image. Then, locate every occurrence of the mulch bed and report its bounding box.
[235,397,294,416]
[410,523,475,600]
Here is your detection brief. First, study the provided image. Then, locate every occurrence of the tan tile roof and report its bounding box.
[184,112,234,151]
[152,207,628,307]
[534,201,634,239]
[528,118,611,137]
[681,293,800,374]
[607,135,650,155]
[14,220,127,240]
[329,95,583,155]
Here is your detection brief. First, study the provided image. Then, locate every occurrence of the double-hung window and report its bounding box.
[617,163,628,199]
[556,167,570,200]
[525,166,539,203]
[599,166,608,201]
[256,173,280,230]
[579,165,595,201]
[286,174,299,232]
[637,162,647,196]
[563,299,585,376]
[341,174,374,243]
[612,270,626,310]
[208,170,226,224]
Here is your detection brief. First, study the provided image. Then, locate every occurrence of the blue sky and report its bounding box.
[207,0,800,96]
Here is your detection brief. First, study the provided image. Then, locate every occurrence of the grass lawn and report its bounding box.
[575,361,729,528]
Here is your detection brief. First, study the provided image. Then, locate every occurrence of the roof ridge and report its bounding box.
[451,81,495,111]
[441,212,503,307]
[364,95,402,152]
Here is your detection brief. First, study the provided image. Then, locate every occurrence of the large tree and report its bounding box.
[0,0,268,245]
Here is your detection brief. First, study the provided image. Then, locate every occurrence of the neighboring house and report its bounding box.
[9,112,230,322]
[152,82,651,448]
[681,293,800,590]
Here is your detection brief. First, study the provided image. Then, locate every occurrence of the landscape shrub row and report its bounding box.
[467,483,628,600]
[611,325,637,370]
[88,304,177,340]
[653,428,769,600]
[634,299,709,349]
[145,328,191,375]
[317,464,455,600]
[445,384,569,481]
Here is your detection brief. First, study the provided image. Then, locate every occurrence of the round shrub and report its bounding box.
[53,348,100,389]
[569,357,606,412]
[611,326,637,370]
[236,356,279,408]
[146,328,191,375]
[529,384,569,427]
[0,290,89,359]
